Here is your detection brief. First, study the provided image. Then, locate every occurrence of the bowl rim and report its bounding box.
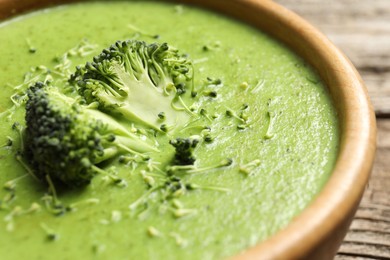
[0,0,377,259]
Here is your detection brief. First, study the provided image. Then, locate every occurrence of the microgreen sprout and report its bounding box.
[26,38,37,53]
[170,232,188,247]
[25,202,42,214]
[174,5,184,14]
[12,122,24,152]
[203,90,218,98]
[171,208,196,218]
[265,111,278,139]
[147,226,163,237]
[3,206,22,231]
[226,109,245,123]
[186,183,230,192]
[2,203,41,232]
[41,179,68,217]
[129,186,162,211]
[118,154,151,171]
[67,198,100,212]
[250,79,265,94]
[3,174,29,191]
[92,243,106,255]
[239,159,261,175]
[199,108,214,122]
[171,199,184,209]
[1,191,16,210]
[141,170,156,187]
[1,65,54,121]
[111,210,122,223]
[167,158,233,175]
[225,104,251,130]
[158,112,166,121]
[203,133,214,143]
[15,152,39,182]
[206,77,222,85]
[0,137,13,149]
[202,41,221,52]
[40,223,59,241]
[67,38,98,57]
[199,126,214,143]
[127,23,160,39]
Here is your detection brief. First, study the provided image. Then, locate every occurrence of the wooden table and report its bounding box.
[274,1,390,258]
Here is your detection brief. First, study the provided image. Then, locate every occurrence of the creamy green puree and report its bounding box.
[0,1,339,259]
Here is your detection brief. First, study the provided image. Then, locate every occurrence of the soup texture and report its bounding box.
[0,2,339,259]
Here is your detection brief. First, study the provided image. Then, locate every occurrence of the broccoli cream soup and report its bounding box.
[0,2,339,259]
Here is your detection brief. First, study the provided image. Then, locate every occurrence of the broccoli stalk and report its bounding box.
[24,82,158,186]
[72,40,194,133]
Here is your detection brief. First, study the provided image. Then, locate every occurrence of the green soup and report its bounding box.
[0,2,339,259]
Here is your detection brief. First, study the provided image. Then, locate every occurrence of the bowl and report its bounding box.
[0,0,376,259]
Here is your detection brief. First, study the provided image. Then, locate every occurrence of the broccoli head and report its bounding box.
[25,82,157,186]
[169,137,199,166]
[72,40,194,133]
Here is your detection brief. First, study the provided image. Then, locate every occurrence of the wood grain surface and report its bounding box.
[275,0,390,259]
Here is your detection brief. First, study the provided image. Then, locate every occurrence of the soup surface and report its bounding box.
[0,1,339,259]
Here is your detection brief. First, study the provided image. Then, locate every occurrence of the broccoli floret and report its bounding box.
[24,82,157,186]
[72,40,194,133]
[169,137,199,166]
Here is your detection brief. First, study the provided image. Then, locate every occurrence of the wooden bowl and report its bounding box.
[0,0,376,259]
